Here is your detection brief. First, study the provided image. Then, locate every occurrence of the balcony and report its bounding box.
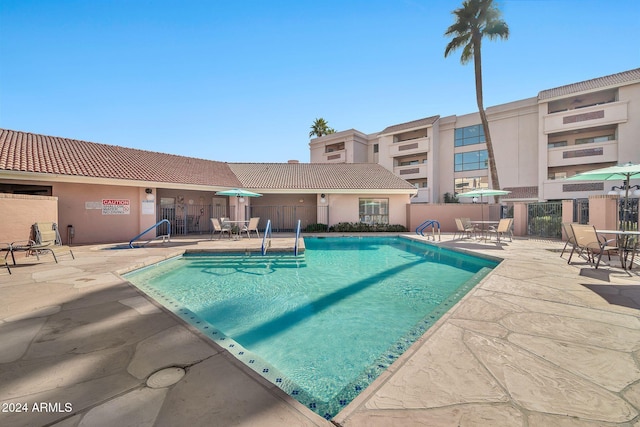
[322,149,345,163]
[388,136,430,157]
[542,179,605,201]
[543,101,628,134]
[547,140,618,167]
[411,187,430,203]
[394,163,427,180]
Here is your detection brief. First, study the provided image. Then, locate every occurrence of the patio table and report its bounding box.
[596,229,640,271]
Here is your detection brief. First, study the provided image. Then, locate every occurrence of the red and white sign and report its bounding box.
[102,199,131,215]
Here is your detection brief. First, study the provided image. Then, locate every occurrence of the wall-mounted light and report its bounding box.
[238,196,245,203]
[145,188,153,194]
[145,188,155,201]
[320,193,326,203]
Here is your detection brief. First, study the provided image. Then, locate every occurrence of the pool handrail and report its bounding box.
[294,219,301,256]
[129,219,171,248]
[261,219,272,255]
[416,219,441,241]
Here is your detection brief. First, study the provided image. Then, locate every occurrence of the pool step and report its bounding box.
[185,254,306,269]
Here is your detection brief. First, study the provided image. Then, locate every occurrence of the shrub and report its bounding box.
[327,222,408,232]
[304,223,328,232]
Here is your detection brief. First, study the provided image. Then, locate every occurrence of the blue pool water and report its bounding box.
[125,237,498,419]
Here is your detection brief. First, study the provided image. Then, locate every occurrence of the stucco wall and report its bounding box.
[0,193,58,243]
[54,182,156,244]
[327,194,409,226]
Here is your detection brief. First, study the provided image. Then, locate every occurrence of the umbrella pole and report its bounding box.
[623,176,630,231]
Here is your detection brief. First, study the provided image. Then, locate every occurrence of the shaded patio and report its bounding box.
[0,234,639,426]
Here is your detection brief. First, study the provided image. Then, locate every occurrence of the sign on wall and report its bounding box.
[102,199,130,215]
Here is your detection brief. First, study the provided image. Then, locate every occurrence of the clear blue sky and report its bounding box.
[1,0,638,163]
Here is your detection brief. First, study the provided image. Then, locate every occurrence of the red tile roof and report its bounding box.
[0,129,242,187]
[538,68,640,100]
[229,163,417,191]
[379,115,440,135]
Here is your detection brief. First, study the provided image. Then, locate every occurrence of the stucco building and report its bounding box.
[309,68,640,203]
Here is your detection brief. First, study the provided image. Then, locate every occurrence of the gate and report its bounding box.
[527,201,562,238]
[248,205,317,232]
[619,198,639,231]
[157,203,224,235]
[573,199,589,224]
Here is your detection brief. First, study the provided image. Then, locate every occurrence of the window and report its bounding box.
[548,141,567,148]
[359,198,389,224]
[454,177,488,195]
[454,150,488,172]
[575,134,615,145]
[454,124,485,147]
[373,144,379,153]
[400,160,420,166]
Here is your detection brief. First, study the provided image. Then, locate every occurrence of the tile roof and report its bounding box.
[229,163,417,191]
[502,186,539,200]
[379,115,440,135]
[0,129,242,187]
[538,68,640,100]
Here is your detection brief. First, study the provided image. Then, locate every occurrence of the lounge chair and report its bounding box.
[453,218,475,239]
[31,223,75,262]
[568,224,618,269]
[560,222,578,258]
[488,218,513,243]
[0,245,10,274]
[210,218,232,240]
[242,217,260,239]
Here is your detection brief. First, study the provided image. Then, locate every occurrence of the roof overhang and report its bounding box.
[0,170,230,192]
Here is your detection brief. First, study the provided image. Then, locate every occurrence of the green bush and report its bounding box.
[528,215,561,238]
[304,223,328,232]
[327,222,408,232]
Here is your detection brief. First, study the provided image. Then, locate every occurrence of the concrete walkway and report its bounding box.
[0,234,639,426]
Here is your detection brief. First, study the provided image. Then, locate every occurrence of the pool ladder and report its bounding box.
[416,219,440,241]
[129,219,171,248]
[261,219,272,255]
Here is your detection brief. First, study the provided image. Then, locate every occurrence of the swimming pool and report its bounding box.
[125,236,498,419]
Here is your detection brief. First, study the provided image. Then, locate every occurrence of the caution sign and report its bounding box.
[102,199,131,215]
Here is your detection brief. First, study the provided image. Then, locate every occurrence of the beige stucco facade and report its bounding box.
[309,68,640,203]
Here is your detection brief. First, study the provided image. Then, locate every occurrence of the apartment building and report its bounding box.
[309,68,640,203]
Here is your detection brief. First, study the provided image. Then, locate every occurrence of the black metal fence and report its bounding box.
[247,205,318,232]
[526,201,562,238]
[619,198,639,231]
[573,199,589,224]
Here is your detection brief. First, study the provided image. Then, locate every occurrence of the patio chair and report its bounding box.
[453,218,475,240]
[210,218,231,240]
[560,222,578,258]
[242,217,260,239]
[31,222,75,262]
[568,224,618,269]
[487,218,513,243]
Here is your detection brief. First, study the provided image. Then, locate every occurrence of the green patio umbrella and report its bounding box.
[567,162,640,230]
[215,188,262,220]
[456,188,511,232]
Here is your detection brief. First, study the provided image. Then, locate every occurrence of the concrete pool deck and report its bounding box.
[0,234,639,426]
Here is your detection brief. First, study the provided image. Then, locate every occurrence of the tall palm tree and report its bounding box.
[444,0,509,196]
[309,118,336,138]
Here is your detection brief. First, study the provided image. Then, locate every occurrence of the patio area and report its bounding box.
[0,234,639,426]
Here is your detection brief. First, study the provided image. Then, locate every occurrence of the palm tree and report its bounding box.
[309,118,336,138]
[444,0,509,197]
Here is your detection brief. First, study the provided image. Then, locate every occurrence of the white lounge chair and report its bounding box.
[210,218,231,240]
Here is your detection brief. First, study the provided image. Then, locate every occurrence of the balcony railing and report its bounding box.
[543,101,628,134]
[411,187,430,203]
[389,136,430,157]
[547,140,618,167]
[322,149,345,162]
[394,163,427,180]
